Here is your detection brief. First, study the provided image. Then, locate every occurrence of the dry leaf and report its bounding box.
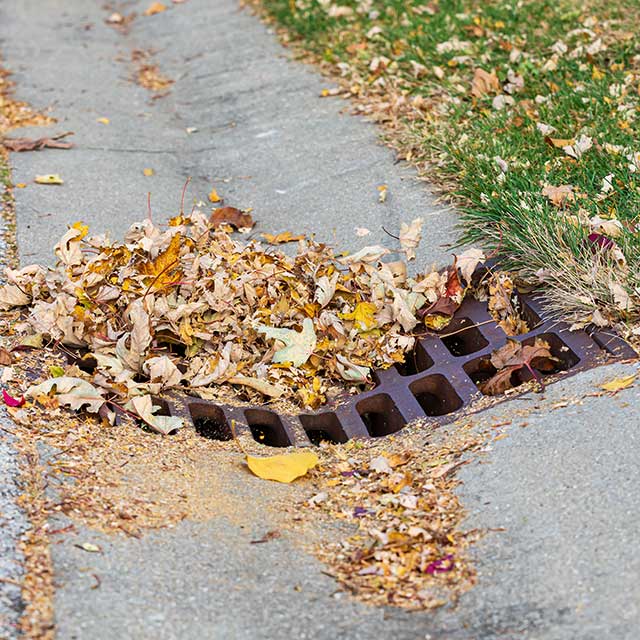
[143,168,154,176]
[129,394,183,434]
[600,374,636,393]
[208,188,222,203]
[542,184,575,207]
[97,117,110,124]
[227,375,286,398]
[261,231,305,244]
[0,284,30,310]
[3,135,73,152]
[246,450,319,483]
[209,207,254,230]
[0,348,13,365]
[25,377,106,412]
[471,68,500,98]
[456,248,484,284]
[256,318,317,366]
[399,217,423,261]
[35,174,64,185]
[144,2,167,16]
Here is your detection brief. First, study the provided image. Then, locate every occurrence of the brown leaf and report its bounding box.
[471,68,500,98]
[480,338,558,395]
[3,133,74,152]
[544,136,574,149]
[210,207,255,230]
[0,347,13,365]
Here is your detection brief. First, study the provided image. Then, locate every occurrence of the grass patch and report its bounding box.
[256,0,640,333]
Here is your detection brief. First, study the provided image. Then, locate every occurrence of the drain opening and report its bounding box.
[409,374,463,416]
[440,318,489,357]
[300,412,348,445]
[395,342,434,376]
[245,409,291,447]
[356,394,406,437]
[189,403,232,441]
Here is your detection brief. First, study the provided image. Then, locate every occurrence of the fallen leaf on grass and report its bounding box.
[25,377,105,412]
[542,184,574,207]
[144,2,167,15]
[471,68,500,98]
[600,374,636,393]
[261,231,305,244]
[246,450,319,483]
[563,135,592,160]
[256,318,317,367]
[209,206,254,230]
[2,389,25,407]
[35,174,63,185]
[3,134,73,152]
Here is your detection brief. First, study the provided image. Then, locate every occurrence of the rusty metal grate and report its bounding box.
[154,291,636,446]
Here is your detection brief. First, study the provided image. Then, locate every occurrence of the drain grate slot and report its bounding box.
[300,412,348,445]
[440,317,489,357]
[190,403,232,441]
[410,374,463,416]
[356,394,406,437]
[245,409,291,447]
[395,342,434,376]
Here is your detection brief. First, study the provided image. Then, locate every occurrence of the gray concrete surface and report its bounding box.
[0,0,456,268]
[1,1,640,639]
[47,362,640,640]
[0,413,28,640]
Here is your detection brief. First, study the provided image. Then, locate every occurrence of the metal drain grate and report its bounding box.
[155,292,636,446]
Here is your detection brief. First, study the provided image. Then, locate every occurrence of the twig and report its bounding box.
[179,177,191,216]
[381,226,400,240]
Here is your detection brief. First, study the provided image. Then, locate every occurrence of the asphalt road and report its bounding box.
[0,1,639,639]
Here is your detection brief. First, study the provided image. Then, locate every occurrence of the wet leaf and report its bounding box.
[246,450,319,483]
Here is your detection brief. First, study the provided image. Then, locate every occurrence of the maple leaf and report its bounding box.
[339,301,377,330]
[480,338,558,395]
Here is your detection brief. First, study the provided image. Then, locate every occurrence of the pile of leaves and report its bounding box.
[0,212,489,431]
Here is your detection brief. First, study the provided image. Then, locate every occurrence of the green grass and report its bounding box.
[259,0,640,329]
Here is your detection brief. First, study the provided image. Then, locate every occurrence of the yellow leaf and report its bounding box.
[15,183,26,189]
[340,301,377,330]
[423,314,452,330]
[72,221,89,240]
[261,231,305,244]
[139,233,183,290]
[97,117,110,125]
[208,187,222,203]
[246,451,319,483]
[144,1,167,15]
[600,374,636,393]
[35,174,63,185]
[143,168,154,176]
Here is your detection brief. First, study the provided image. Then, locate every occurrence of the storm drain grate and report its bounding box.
[153,291,636,446]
